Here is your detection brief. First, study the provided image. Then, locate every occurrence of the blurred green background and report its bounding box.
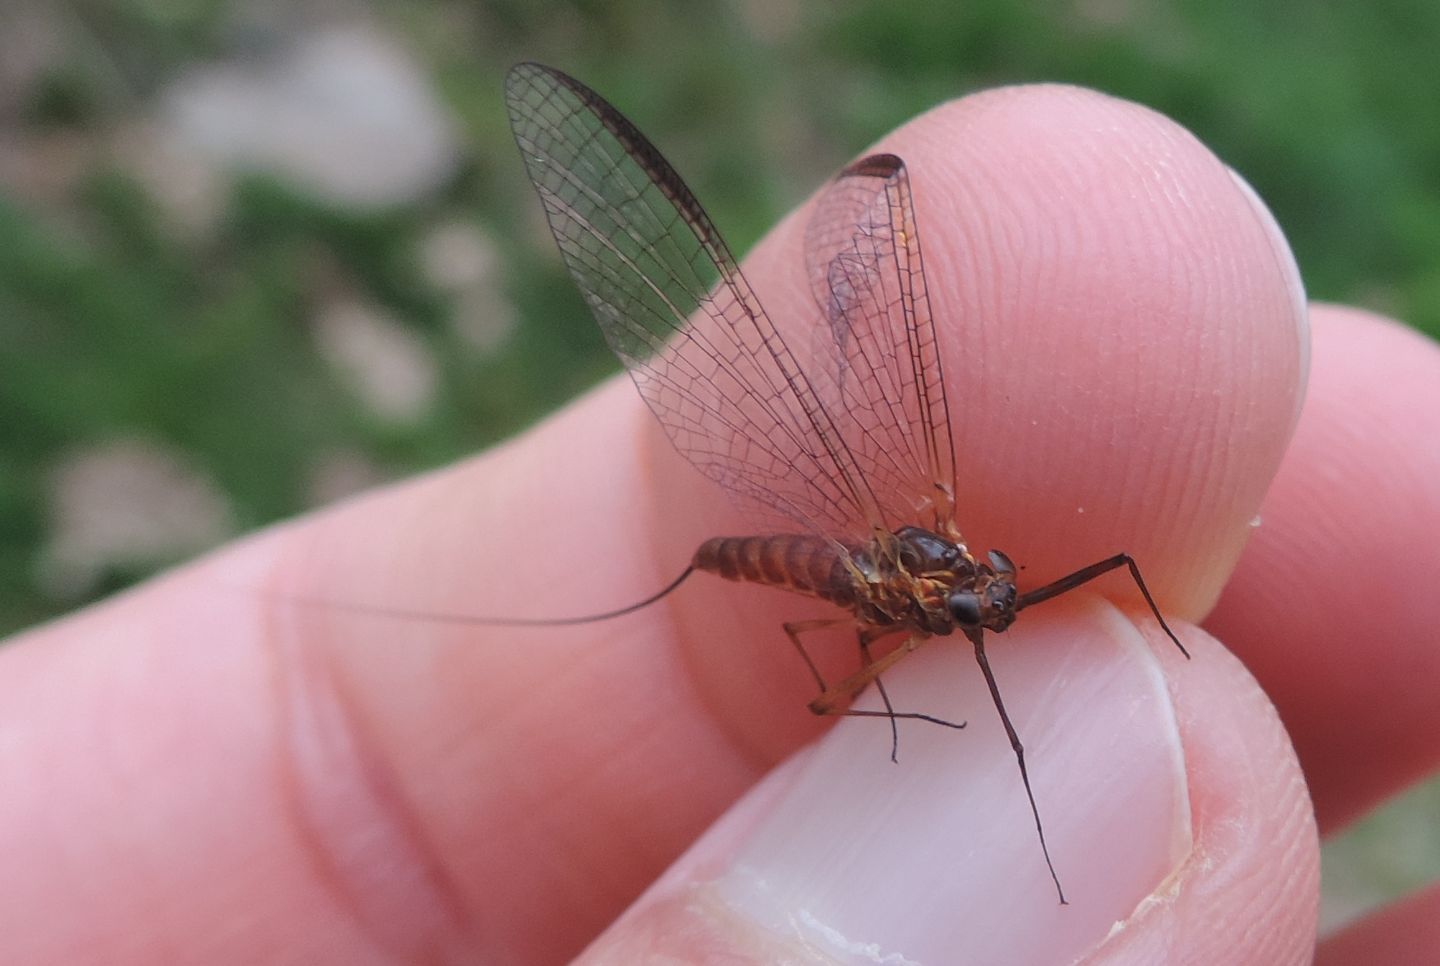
[1,0,1436,939]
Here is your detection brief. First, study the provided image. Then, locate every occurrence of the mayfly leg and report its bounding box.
[857,625,905,762]
[787,622,964,758]
[806,634,967,736]
[783,619,908,719]
[964,627,1067,905]
[782,618,848,693]
[1016,553,1189,658]
[784,619,913,745]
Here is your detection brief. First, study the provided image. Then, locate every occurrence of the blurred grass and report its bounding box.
[1,0,1437,940]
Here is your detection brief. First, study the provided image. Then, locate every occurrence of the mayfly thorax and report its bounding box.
[485,63,1188,904]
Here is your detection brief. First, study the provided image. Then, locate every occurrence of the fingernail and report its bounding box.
[603,597,1191,963]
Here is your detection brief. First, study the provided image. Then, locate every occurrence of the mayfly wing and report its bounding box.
[802,154,958,538]
[504,62,885,537]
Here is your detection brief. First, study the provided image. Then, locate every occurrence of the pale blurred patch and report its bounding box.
[0,129,94,210]
[736,0,803,42]
[418,220,516,355]
[39,438,234,600]
[113,119,229,239]
[160,22,460,209]
[313,296,437,425]
[306,447,388,507]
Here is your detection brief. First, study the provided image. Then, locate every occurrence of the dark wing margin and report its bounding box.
[504,62,886,537]
[803,154,958,535]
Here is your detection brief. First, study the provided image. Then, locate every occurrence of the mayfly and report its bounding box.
[501,63,1188,904]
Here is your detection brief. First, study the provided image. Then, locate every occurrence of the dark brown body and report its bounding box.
[695,535,857,605]
[694,527,1011,638]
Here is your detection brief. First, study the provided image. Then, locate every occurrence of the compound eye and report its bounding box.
[987,549,1016,575]
[948,591,983,627]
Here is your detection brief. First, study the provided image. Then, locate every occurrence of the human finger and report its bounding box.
[581,609,1317,965]
[1315,882,1440,966]
[1205,305,1440,831]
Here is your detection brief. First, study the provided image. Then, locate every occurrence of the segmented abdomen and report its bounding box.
[693,536,857,607]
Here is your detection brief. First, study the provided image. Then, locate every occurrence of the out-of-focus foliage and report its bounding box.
[1,0,1436,632]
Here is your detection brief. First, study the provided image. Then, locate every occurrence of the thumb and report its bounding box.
[580,602,1317,964]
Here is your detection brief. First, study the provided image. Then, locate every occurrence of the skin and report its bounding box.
[1,86,1438,964]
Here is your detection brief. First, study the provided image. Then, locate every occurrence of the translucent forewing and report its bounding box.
[505,63,892,538]
[804,155,958,536]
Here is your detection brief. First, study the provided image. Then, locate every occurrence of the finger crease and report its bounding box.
[262,605,473,960]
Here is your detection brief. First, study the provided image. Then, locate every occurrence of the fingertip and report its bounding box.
[916,86,1304,619]
[721,84,1306,622]
[580,602,1319,964]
